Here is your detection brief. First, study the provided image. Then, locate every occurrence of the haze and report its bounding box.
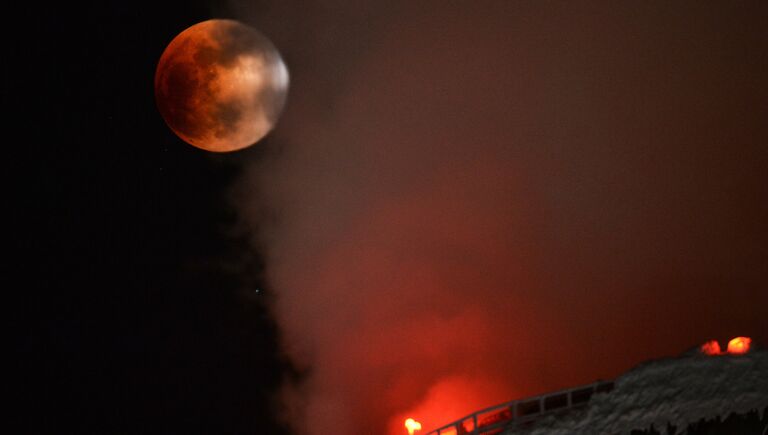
[229,1,768,434]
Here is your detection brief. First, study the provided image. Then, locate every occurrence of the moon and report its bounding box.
[155,19,289,152]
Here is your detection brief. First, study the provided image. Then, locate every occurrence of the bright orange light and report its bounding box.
[726,336,751,355]
[405,418,422,435]
[700,340,722,356]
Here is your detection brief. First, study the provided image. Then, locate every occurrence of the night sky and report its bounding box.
[14,1,288,433]
[12,1,768,434]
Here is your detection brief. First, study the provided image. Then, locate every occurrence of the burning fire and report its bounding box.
[405,418,422,435]
[700,336,752,356]
[726,336,751,355]
[700,340,721,356]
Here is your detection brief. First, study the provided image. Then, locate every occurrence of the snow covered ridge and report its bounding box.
[511,347,768,435]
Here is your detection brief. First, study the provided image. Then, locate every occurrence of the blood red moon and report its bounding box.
[155,20,289,152]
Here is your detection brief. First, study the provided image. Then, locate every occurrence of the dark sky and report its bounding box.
[13,1,290,433]
[12,1,768,434]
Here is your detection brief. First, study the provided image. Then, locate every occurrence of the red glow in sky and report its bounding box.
[233,2,768,434]
[389,376,511,435]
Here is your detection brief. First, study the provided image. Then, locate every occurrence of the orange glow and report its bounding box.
[389,376,512,435]
[726,336,751,354]
[405,418,422,435]
[700,340,722,355]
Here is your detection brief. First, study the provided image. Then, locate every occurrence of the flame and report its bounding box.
[727,336,751,354]
[405,418,422,435]
[700,340,722,355]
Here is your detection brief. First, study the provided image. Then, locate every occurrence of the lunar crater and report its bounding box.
[155,19,288,152]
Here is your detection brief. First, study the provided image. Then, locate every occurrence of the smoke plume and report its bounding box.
[230,2,768,434]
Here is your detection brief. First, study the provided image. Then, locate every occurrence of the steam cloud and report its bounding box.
[230,2,768,434]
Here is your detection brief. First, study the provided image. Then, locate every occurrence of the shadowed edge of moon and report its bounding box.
[155,19,289,152]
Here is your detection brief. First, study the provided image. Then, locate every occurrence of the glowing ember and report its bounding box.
[700,340,722,356]
[405,418,422,435]
[726,336,751,354]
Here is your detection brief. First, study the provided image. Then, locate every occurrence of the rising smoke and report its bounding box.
[229,2,768,434]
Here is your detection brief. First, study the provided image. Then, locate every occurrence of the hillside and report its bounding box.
[505,348,767,434]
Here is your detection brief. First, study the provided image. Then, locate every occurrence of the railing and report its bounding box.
[424,380,614,435]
